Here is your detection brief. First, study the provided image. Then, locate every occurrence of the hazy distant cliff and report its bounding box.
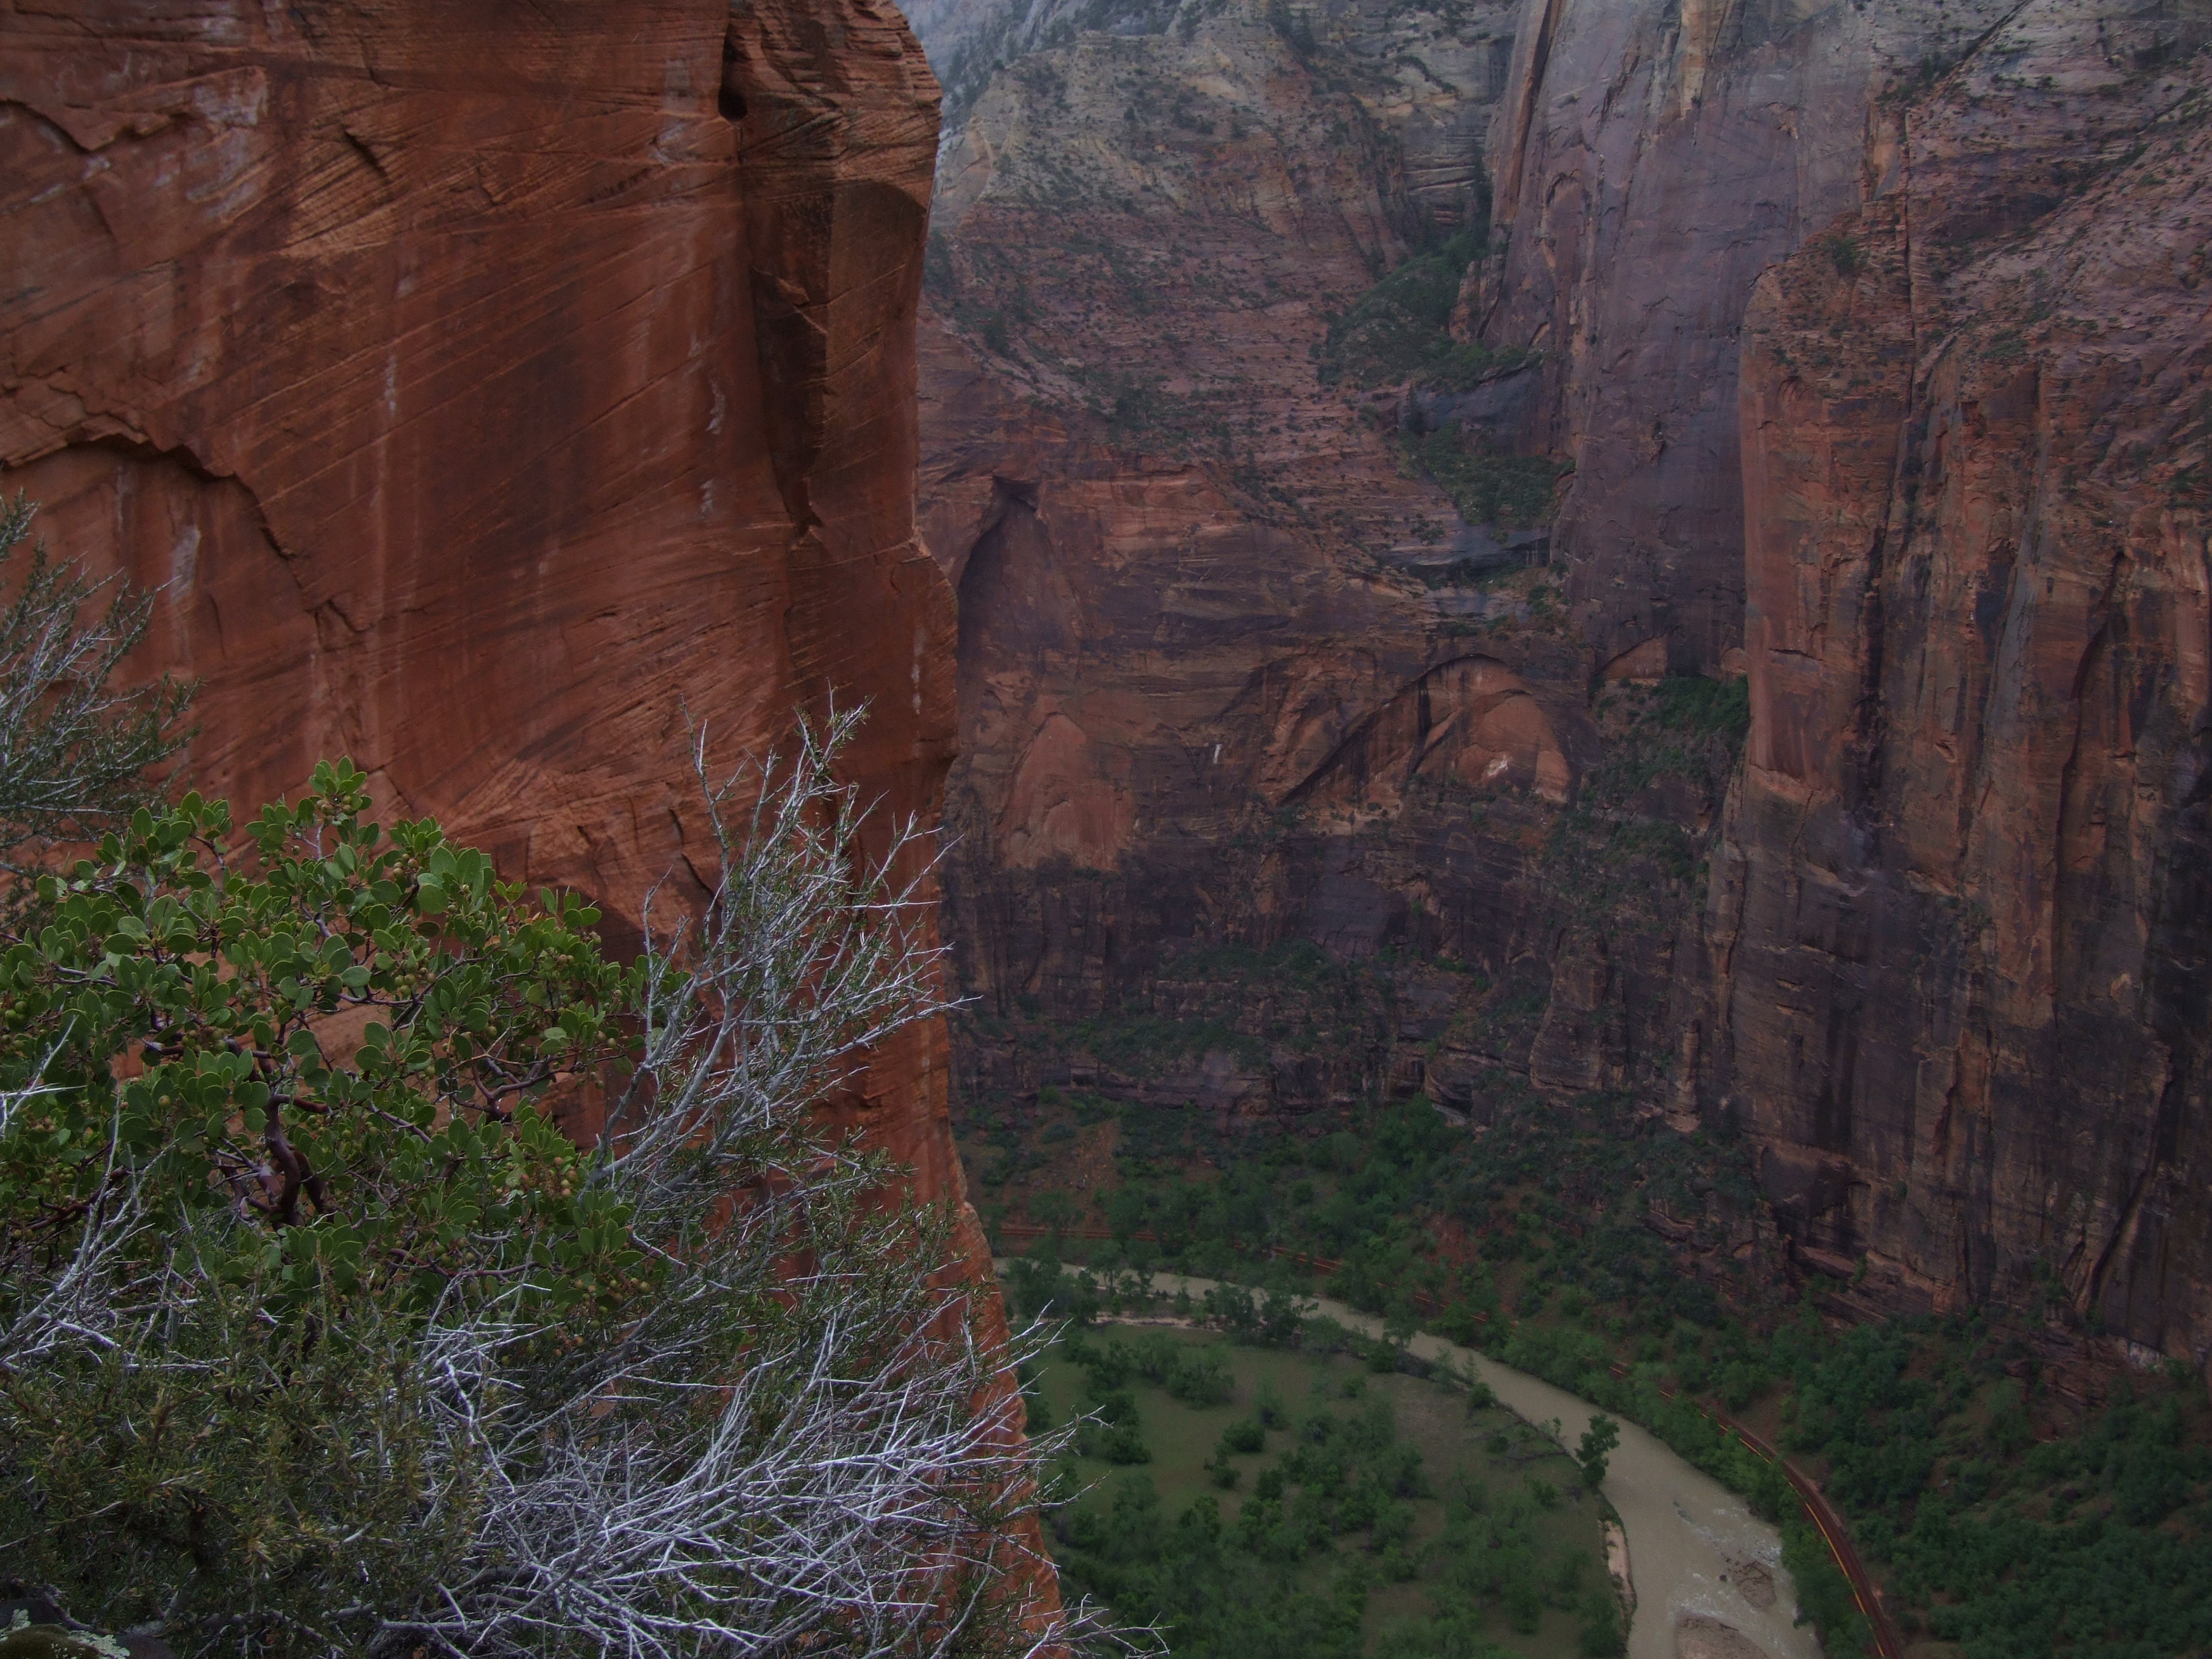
[916,0,2212,1374]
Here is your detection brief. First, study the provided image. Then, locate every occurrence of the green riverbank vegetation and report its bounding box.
[1015,1315,1627,1659]
[966,1079,2212,1659]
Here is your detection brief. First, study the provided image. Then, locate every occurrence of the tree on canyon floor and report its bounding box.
[979,1060,2212,1658]
[0,512,1105,1658]
[1572,1415,1617,1492]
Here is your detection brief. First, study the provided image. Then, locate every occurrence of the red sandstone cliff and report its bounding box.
[914,0,1657,1100]
[1473,0,2212,1365]
[1462,0,2094,677]
[1706,9,2212,1366]
[0,0,1001,1344]
[916,0,1780,1114]
[921,0,2212,1376]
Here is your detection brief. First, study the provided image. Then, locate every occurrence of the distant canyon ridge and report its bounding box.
[909,0,2212,1378]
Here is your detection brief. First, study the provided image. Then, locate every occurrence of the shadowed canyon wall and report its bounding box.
[0,0,990,1291]
[1466,0,1959,675]
[916,0,1759,1298]
[1704,3,2212,1368]
[919,0,2212,1372]
[1475,0,2212,1367]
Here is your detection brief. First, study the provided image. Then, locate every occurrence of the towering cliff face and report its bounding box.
[1705,8,2212,1365]
[1468,0,2044,677]
[920,0,1485,931]
[0,0,975,1251]
[923,0,2212,1372]
[918,0,1743,1168]
[1474,0,2212,1362]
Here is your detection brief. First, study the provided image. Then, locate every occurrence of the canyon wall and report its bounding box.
[0,0,979,1269]
[921,0,2212,1369]
[1478,0,2212,1367]
[1705,5,2212,1366]
[1479,0,2212,1363]
[918,0,1736,1159]
[1467,0,1946,675]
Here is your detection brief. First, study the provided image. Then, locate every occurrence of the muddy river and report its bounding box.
[1002,1263,1825,1659]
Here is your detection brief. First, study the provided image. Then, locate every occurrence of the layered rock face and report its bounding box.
[921,0,1467,923]
[1704,10,2212,1365]
[920,0,1737,1159]
[0,1,973,1251]
[1468,0,2048,677]
[925,0,2212,1371]
[916,0,1511,197]
[926,4,1544,998]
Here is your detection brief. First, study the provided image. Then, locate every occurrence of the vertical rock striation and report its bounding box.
[0,0,992,1313]
[1476,0,2212,1363]
[1470,0,2028,676]
[924,0,2212,1373]
[1708,8,2212,1365]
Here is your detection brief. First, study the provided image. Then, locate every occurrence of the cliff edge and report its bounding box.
[0,0,1002,1355]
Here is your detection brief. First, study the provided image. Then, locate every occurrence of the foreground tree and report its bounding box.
[0,510,1096,1658]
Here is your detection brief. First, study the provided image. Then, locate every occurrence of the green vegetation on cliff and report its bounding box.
[0,505,1069,1659]
[1317,231,1528,394]
[1396,420,1563,529]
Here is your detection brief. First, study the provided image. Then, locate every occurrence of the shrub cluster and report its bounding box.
[1396,419,1563,529]
[1316,232,1529,394]
[1045,1331,1623,1659]
[0,499,1084,1658]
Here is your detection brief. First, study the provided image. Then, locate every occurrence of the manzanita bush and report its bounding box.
[1,762,637,1322]
[0,720,1095,1659]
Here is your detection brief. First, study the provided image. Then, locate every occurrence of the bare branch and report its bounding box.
[0,495,195,849]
